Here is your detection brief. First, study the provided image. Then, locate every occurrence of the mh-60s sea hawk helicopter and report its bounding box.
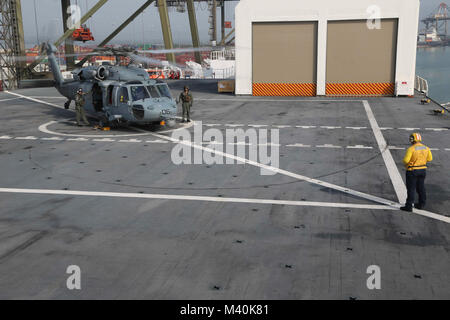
[45,42,177,127]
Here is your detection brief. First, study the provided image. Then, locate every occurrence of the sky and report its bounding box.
[21,0,445,48]
[22,0,238,47]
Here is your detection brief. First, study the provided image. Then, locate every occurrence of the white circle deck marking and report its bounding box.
[38,119,194,138]
[2,91,193,138]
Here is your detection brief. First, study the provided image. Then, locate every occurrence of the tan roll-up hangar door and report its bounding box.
[252,22,317,96]
[326,19,398,96]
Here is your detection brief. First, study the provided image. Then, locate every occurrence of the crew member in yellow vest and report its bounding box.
[400,133,433,212]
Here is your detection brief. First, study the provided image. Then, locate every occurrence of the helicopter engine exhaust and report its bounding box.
[96,66,109,80]
[76,65,110,81]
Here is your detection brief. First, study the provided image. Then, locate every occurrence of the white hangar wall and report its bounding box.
[235,0,420,96]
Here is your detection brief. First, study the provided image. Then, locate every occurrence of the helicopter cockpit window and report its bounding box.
[146,85,160,98]
[118,87,129,104]
[130,86,150,101]
[156,84,172,99]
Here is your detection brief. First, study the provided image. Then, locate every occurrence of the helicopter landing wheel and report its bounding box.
[98,116,110,128]
[109,119,120,129]
[64,101,70,109]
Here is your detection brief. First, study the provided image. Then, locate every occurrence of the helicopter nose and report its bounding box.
[160,109,173,117]
[131,104,145,120]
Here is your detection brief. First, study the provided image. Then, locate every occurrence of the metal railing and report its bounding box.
[210,48,235,61]
[211,67,235,79]
[415,75,429,96]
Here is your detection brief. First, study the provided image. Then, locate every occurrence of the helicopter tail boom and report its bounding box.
[45,42,64,87]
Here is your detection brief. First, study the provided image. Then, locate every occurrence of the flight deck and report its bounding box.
[0,80,449,299]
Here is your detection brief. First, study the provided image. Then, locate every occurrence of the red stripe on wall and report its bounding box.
[326,83,395,96]
[253,83,316,97]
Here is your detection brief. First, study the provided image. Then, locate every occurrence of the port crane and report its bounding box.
[421,3,449,39]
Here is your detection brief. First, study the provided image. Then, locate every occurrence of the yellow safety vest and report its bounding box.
[403,143,433,171]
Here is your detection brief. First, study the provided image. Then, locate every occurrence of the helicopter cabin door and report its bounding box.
[117,86,130,112]
[92,83,103,112]
[105,85,116,108]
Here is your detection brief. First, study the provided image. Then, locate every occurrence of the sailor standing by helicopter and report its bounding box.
[178,86,193,123]
[75,88,91,126]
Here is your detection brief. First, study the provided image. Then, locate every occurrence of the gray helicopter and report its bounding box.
[45,42,177,127]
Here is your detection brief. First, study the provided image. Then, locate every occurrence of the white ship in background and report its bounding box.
[184,48,235,79]
[418,27,445,47]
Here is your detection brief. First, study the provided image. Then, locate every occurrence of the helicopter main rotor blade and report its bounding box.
[129,53,187,70]
[137,46,221,55]
[12,52,101,62]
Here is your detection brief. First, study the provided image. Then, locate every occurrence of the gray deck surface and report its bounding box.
[0,80,449,299]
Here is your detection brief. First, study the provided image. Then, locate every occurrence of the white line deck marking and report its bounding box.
[317,144,342,148]
[347,145,373,149]
[363,100,407,204]
[3,134,450,152]
[425,128,448,132]
[93,138,116,142]
[286,144,311,148]
[0,97,22,102]
[5,91,62,108]
[198,124,445,132]
[399,128,420,131]
[29,96,66,99]
[258,143,281,147]
[2,188,447,223]
[412,208,450,224]
[346,126,367,130]
[148,130,398,207]
[145,140,169,144]
[227,142,252,146]
[320,126,341,130]
[247,125,430,131]
[38,120,153,138]
[388,146,406,150]
[0,188,394,211]
[41,137,63,141]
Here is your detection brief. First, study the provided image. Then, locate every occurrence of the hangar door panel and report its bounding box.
[326,19,398,96]
[252,22,317,96]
